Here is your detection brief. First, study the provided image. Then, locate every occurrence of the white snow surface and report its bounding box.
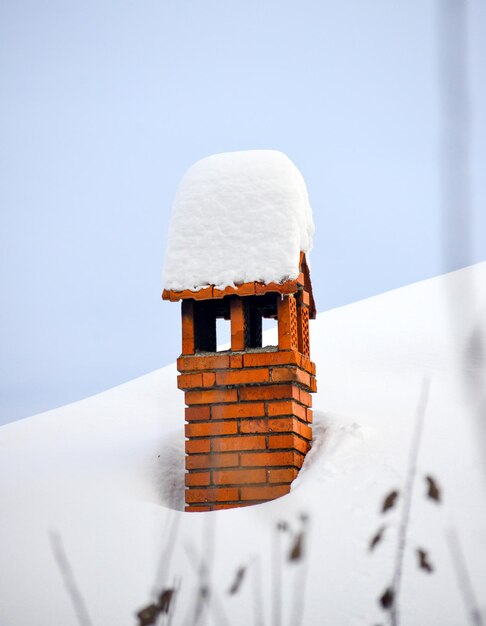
[1,262,486,626]
[163,151,314,291]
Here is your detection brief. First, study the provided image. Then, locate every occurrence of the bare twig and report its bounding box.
[288,516,311,626]
[446,527,484,626]
[194,514,216,626]
[390,379,430,626]
[183,542,230,626]
[252,555,265,626]
[152,511,182,597]
[166,577,182,626]
[49,530,94,626]
[272,523,283,626]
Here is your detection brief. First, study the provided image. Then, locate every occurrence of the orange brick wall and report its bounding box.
[178,349,317,511]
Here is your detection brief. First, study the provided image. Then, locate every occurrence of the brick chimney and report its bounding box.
[163,253,317,511]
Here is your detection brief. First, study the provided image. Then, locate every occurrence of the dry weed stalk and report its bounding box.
[370,380,435,625]
[49,530,94,626]
[447,527,484,626]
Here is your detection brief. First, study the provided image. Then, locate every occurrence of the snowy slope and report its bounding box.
[1,263,485,626]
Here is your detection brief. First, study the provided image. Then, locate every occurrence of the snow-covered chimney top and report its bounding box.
[163,150,314,292]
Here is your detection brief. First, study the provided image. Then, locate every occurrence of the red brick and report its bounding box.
[212,436,266,453]
[185,405,211,421]
[216,368,270,386]
[240,484,290,500]
[266,417,295,431]
[268,434,295,449]
[268,435,311,454]
[212,502,257,510]
[268,468,299,483]
[211,402,265,419]
[185,472,210,486]
[186,453,239,470]
[230,298,245,351]
[306,408,313,423]
[186,439,211,454]
[298,421,313,440]
[301,356,316,375]
[230,354,243,368]
[211,500,261,511]
[178,373,203,390]
[177,354,230,372]
[271,366,311,388]
[239,419,270,434]
[238,417,303,434]
[299,388,313,407]
[267,400,306,421]
[202,372,216,387]
[186,388,238,405]
[294,403,308,421]
[243,350,300,368]
[240,450,304,468]
[310,376,317,392]
[264,417,312,440]
[213,468,266,485]
[185,421,238,437]
[185,505,211,512]
[239,384,298,402]
[186,488,239,503]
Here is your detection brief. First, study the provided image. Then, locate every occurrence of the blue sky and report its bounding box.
[1,0,485,425]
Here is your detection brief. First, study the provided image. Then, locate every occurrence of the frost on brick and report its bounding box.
[163,150,314,292]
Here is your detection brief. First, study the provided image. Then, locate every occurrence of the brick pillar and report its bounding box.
[230,298,245,351]
[297,291,310,357]
[181,300,195,355]
[278,295,298,351]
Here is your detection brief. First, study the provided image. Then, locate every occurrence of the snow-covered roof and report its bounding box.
[2,264,486,626]
[163,150,314,292]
